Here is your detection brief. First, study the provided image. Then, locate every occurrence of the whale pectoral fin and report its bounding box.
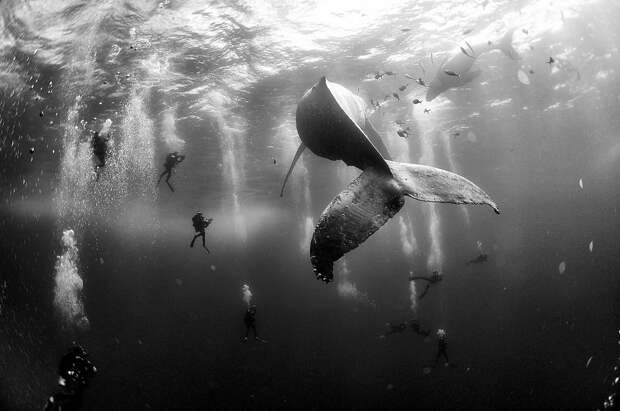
[362,118,392,161]
[310,168,404,282]
[387,160,500,214]
[280,142,305,197]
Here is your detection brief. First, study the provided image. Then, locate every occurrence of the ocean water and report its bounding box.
[0,0,619,410]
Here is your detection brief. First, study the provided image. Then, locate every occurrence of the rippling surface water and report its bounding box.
[1,1,619,410]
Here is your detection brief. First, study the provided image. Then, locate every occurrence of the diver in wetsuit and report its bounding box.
[44,344,97,411]
[467,253,488,265]
[434,329,451,367]
[382,322,407,337]
[409,271,442,300]
[190,212,212,252]
[243,305,266,342]
[157,152,186,192]
[91,131,108,181]
[408,318,431,337]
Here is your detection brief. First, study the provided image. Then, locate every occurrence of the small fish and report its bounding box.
[384,71,395,76]
[424,108,431,114]
[460,47,474,58]
[412,98,422,104]
[374,72,384,79]
[29,147,35,154]
[522,28,529,34]
[273,158,277,165]
[415,78,426,87]
[529,69,535,74]
[392,92,400,101]
[558,261,566,274]
[399,84,407,91]
[588,240,594,252]
[39,111,44,117]
[401,28,411,32]
[444,70,460,77]
[396,129,409,138]
[453,131,460,137]
[546,57,555,64]
[465,41,475,55]
[463,29,472,35]
[488,40,493,46]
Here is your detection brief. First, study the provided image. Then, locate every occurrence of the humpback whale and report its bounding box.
[281,77,499,282]
[426,28,520,101]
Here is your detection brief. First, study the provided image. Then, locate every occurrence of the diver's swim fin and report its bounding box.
[280,143,305,197]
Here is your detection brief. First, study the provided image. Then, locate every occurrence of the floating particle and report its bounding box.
[517,69,530,85]
[586,356,593,368]
[578,178,583,189]
[467,130,477,142]
[210,265,216,271]
[39,111,44,117]
[558,261,566,274]
[99,257,104,264]
[175,278,183,286]
[29,147,35,154]
[589,240,594,252]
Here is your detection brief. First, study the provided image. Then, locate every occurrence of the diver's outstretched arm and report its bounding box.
[418,283,431,300]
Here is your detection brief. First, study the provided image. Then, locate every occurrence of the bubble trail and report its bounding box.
[241,284,252,307]
[53,229,89,330]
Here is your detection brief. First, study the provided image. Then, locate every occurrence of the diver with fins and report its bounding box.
[242,304,267,343]
[44,343,97,411]
[190,212,213,252]
[91,131,109,181]
[157,151,186,192]
[466,253,488,265]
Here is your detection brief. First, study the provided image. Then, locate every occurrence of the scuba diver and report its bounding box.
[467,253,488,265]
[434,329,451,367]
[91,131,109,181]
[190,212,213,252]
[409,270,442,300]
[381,322,408,337]
[408,318,431,337]
[157,151,186,192]
[44,343,97,411]
[243,305,266,343]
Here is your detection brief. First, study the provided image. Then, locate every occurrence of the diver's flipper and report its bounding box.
[387,160,500,214]
[310,167,405,282]
[280,143,305,197]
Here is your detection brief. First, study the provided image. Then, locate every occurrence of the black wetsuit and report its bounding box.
[44,346,96,411]
[435,334,450,366]
[158,153,185,192]
[467,254,488,265]
[190,214,211,251]
[409,320,430,337]
[384,322,407,335]
[91,132,107,180]
[244,308,257,338]
[411,272,442,300]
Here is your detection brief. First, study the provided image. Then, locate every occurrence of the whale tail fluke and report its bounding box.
[496,28,520,60]
[310,161,499,282]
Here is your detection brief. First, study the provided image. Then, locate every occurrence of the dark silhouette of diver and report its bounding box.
[91,131,108,181]
[382,322,407,337]
[409,270,442,300]
[467,253,488,265]
[243,305,266,343]
[157,152,186,192]
[190,212,212,252]
[408,318,431,337]
[434,329,452,367]
[44,343,97,411]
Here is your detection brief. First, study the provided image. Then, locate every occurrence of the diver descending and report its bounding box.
[381,322,408,337]
[157,152,186,192]
[91,131,109,181]
[434,329,451,367]
[242,305,266,343]
[408,318,431,337]
[467,253,488,265]
[190,212,213,252]
[409,271,442,300]
[44,344,97,411]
